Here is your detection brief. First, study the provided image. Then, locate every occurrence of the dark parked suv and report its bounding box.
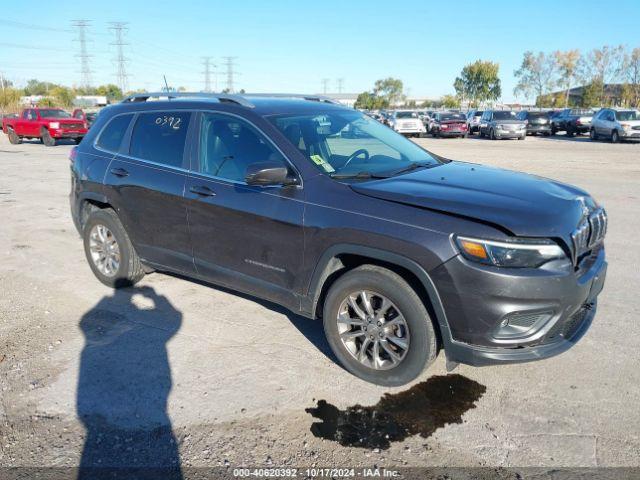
[70,93,608,386]
[517,111,552,136]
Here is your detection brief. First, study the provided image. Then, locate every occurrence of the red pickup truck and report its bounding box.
[2,108,88,146]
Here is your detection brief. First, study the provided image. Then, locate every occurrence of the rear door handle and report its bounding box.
[110,167,129,177]
[189,185,216,197]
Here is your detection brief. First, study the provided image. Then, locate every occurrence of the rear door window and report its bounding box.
[129,112,191,168]
[96,114,134,153]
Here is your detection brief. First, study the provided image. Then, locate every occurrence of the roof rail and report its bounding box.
[242,93,339,104]
[120,92,255,108]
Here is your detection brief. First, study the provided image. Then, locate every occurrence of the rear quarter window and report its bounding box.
[96,114,134,153]
[129,112,191,167]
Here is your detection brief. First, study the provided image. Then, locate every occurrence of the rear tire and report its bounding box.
[41,128,56,147]
[7,129,22,144]
[566,125,575,137]
[83,208,145,288]
[322,265,437,387]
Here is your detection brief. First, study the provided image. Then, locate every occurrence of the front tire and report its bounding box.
[590,128,597,141]
[322,265,437,386]
[489,128,496,140]
[611,130,619,143]
[41,128,56,147]
[7,129,22,144]
[83,208,145,288]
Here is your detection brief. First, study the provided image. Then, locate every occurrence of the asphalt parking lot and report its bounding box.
[1,132,639,471]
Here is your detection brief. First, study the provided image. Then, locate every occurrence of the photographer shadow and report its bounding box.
[77,286,182,479]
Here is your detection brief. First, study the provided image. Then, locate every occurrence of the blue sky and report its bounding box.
[1,0,639,102]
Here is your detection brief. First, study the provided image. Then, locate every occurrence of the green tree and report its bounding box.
[554,50,581,107]
[50,86,74,107]
[513,51,557,101]
[95,84,124,101]
[0,86,23,112]
[23,79,59,96]
[621,47,640,107]
[453,60,501,107]
[373,77,404,106]
[580,79,604,107]
[578,45,624,104]
[440,94,460,109]
[354,91,388,110]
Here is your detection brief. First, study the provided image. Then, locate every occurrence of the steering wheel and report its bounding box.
[342,149,370,169]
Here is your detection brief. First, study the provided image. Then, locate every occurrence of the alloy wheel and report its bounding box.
[88,224,121,277]
[336,290,410,370]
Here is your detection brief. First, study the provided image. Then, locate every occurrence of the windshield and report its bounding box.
[440,113,466,121]
[38,109,72,119]
[493,111,518,120]
[269,110,441,179]
[396,111,418,119]
[616,110,640,121]
[528,112,549,119]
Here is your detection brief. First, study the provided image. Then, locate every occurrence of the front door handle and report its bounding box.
[110,167,129,177]
[189,185,216,197]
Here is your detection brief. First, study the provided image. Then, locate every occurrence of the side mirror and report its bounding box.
[245,161,298,187]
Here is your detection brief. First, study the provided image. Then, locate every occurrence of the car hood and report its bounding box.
[350,161,596,240]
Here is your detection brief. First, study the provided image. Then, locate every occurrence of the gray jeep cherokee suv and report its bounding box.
[70,93,607,386]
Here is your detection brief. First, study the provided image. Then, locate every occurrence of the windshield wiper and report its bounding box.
[384,162,438,177]
[330,171,387,180]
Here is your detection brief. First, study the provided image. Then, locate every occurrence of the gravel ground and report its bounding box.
[0,132,639,475]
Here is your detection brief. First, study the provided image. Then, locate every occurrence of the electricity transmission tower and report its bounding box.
[336,78,344,94]
[222,57,238,93]
[202,56,214,92]
[321,78,330,94]
[72,20,93,88]
[109,22,129,94]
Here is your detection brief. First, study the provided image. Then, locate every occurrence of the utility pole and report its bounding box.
[336,78,344,94]
[202,56,213,92]
[109,22,129,95]
[72,20,93,89]
[222,56,238,93]
[321,78,330,94]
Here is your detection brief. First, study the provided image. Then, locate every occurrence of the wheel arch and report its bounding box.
[305,244,453,348]
[77,193,113,231]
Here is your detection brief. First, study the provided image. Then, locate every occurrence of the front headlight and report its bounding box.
[455,235,566,268]
[49,122,60,129]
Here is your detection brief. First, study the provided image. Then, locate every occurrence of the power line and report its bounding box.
[72,20,93,88]
[109,22,129,94]
[0,19,73,33]
[222,56,238,93]
[321,78,330,94]
[336,78,344,94]
[201,56,214,92]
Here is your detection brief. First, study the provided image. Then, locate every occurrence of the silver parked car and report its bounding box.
[590,108,640,143]
[478,110,526,140]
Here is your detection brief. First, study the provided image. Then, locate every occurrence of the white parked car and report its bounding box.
[590,108,640,143]
[388,111,426,137]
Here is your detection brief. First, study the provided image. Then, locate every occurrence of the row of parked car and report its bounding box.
[366,107,640,143]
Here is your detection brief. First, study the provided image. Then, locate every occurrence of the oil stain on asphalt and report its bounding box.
[305,374,486,449]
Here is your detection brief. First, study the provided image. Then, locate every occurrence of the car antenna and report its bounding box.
[163,75,170,92]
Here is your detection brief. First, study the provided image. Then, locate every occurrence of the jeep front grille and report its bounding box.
[571,208,607,264]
